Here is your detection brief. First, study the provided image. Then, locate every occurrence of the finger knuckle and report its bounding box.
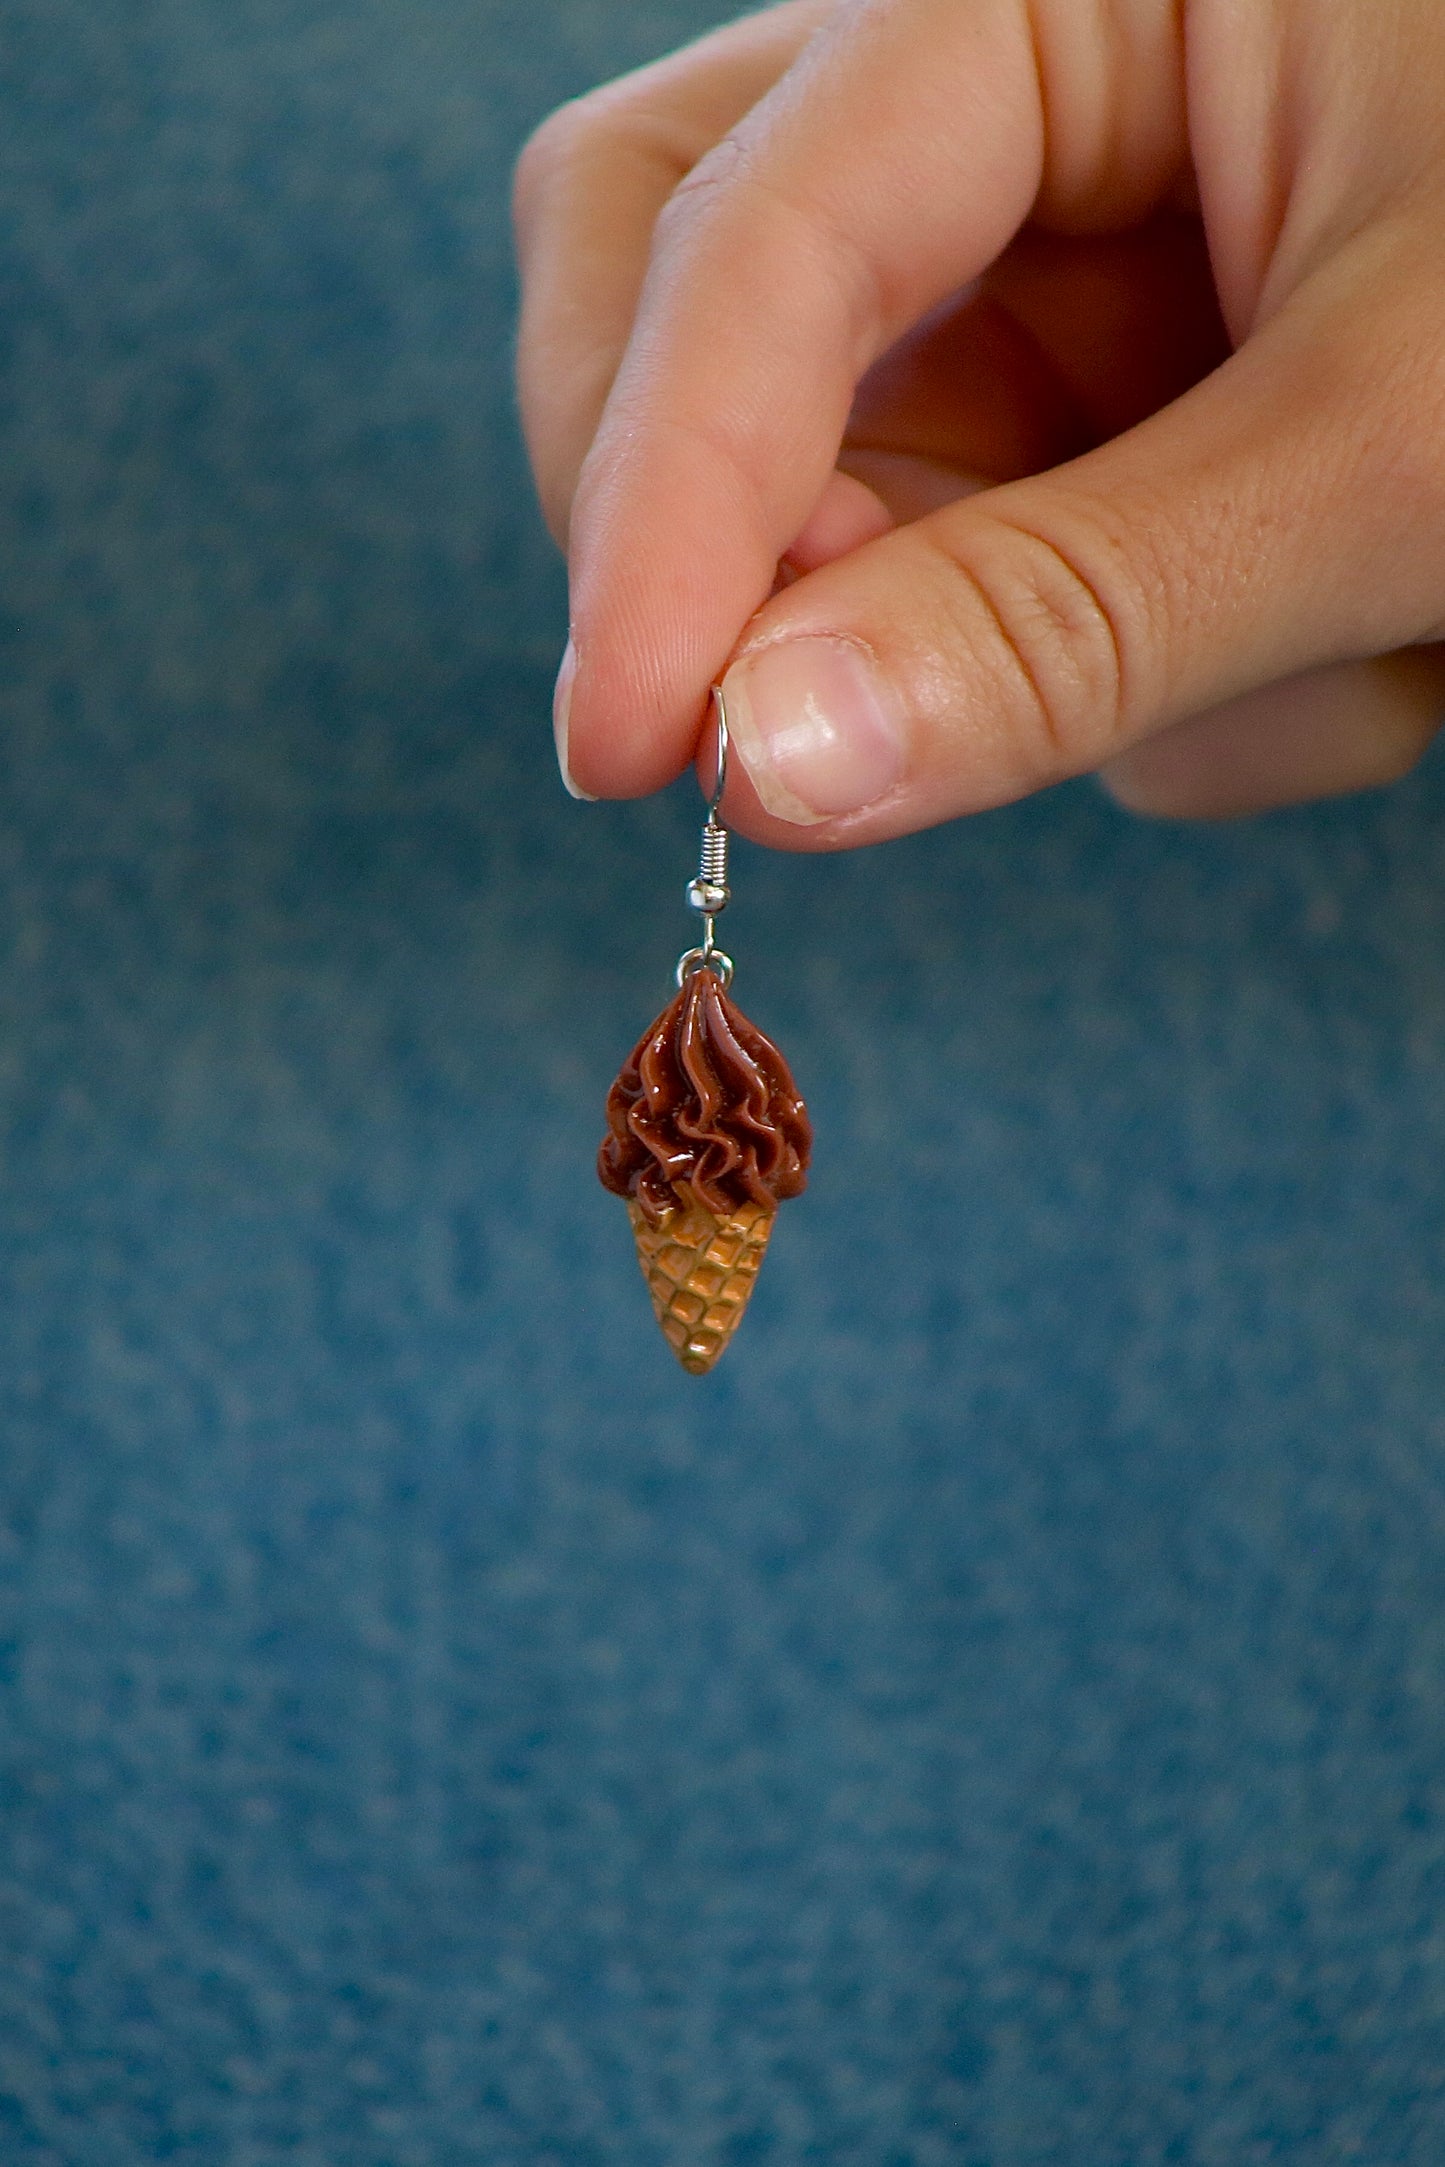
[937,516,1134,777]
[650,132,753,250]
[511,107,576,232]
[511,92,620,233]
[656,160,886,371]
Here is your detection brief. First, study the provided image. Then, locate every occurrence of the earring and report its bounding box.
[598,686,812,1374]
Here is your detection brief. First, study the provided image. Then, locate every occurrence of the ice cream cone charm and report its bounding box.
[598,688,812,1374]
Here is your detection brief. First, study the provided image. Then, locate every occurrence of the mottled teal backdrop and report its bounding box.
[2,3,1444,2161]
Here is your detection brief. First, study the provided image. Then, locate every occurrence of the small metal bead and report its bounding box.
[687,876,730,914]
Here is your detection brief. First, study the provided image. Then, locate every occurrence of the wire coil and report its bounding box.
[698,821,729,892]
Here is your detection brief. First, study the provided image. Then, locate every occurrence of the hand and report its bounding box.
[513,0,1445,845]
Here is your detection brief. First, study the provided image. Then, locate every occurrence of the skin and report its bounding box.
[513,0,1445,847]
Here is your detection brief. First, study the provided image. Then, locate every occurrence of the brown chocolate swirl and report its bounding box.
[599,968,812,1226]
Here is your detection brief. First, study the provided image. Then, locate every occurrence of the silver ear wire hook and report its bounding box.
[704,681,729,825]
[676,684,735,989]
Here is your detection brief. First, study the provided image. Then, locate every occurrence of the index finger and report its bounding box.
[560,0,1048,799]
[513,1,830,542]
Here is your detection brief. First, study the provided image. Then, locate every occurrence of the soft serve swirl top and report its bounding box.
[599,969,812,1224]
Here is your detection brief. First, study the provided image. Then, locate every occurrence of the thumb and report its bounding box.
[715,246,1445,846]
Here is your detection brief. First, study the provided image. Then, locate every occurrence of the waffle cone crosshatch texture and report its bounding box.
[597,688,812,1374]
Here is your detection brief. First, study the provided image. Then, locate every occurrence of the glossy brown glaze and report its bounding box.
[599,968,812,1226]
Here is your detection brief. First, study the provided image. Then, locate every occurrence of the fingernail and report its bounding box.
[721,637,905,824]
[552,638,597,801]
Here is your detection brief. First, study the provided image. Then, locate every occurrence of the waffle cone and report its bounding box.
[627,1193,776,1374]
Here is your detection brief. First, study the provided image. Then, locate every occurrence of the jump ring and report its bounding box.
[676,945,734,989]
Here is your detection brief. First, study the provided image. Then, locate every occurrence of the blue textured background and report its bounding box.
[2,3,1445,2160]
